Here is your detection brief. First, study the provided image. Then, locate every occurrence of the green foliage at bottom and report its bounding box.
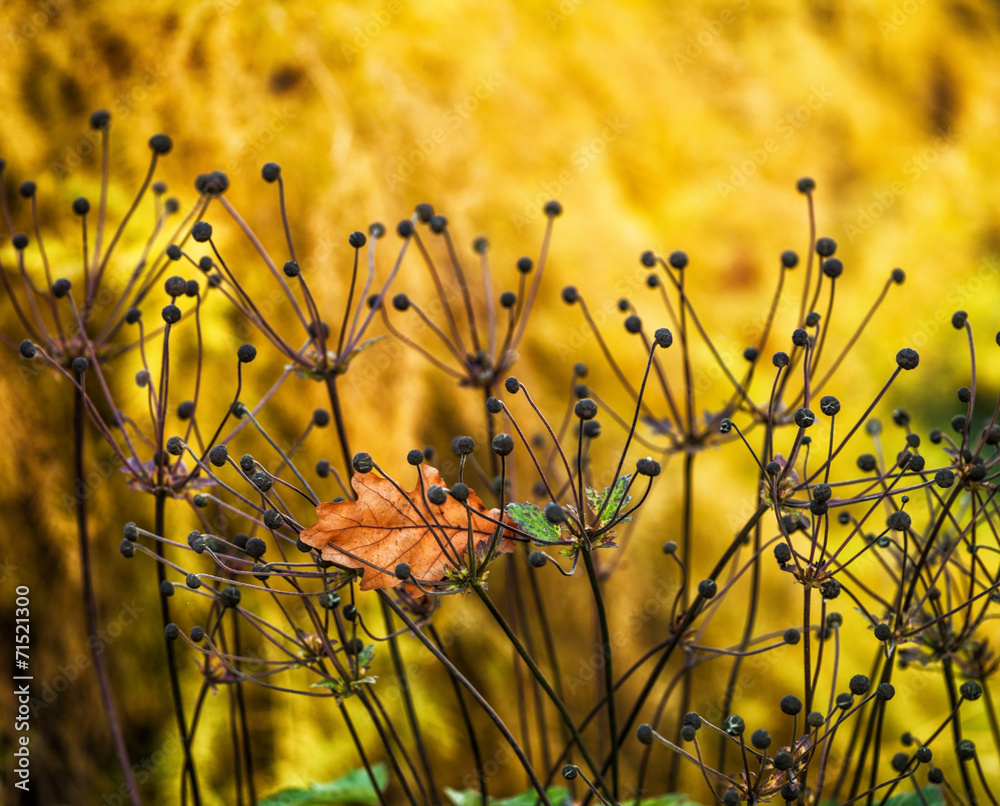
[261,764,389,805]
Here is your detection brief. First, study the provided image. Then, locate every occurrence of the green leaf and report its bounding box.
[337,335,389,374]
[311,679,345,691]
[357,643,375,669]
[883,788,945,806]
[261,763,388,805]
[505,502,561,543]
[444,785,572,805]
[819,790,943,806]
[286,335,390,380]
[621,796,703,806]
[586,474,632,525]
[309,676,376,701]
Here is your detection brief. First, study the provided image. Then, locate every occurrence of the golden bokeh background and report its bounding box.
[3,0,1000,803]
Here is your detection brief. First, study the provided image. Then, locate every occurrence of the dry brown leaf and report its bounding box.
[300,465,511,590]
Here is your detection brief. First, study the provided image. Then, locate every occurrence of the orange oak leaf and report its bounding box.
[300,465,512,590]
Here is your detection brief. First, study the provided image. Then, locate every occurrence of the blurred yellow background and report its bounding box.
[3,0,1000,803]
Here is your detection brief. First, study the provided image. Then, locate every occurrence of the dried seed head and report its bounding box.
[857,453,877,472]
[245,537,267,558]
[451,436,476,456]
[956,740,976,761]
[960,681,983,701]
[209,444,229,467]
[200,170,229,195]
[492,433,514,456]
[820,395,840,416]
[636,457,660,477]
[794,408,816,428]
[220,586,241,608]
[654,328,673,348]
[191,221,213,242]
[780,694,802,715]
[148,134,173,155]
[820,578,841,599]
[90,109,111,130]
[815,236,836,257]
[698,578,717,599]
[822,257,843,278]
[668,250,688,269]
[896,348,919,370]
[723,714,744,736]
[574,398,598,420]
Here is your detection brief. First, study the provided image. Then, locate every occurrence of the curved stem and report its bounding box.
[324,373,354,486]
[582,547,618,802]
[154,490,202,804]
[379,591,552,806]
[74,387,142,805]
[472,582,608,794]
